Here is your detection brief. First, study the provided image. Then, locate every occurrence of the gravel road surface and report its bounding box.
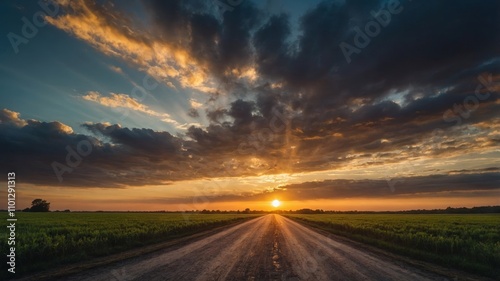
[55,214,447,281]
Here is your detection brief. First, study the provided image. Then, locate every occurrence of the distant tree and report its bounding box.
[22,207,30,212]
[30,199,50,212]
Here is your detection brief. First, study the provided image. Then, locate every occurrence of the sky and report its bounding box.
[0,0,499,211]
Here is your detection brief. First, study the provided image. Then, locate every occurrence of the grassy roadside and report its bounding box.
[285,214,500,280]
[2,213,261,280]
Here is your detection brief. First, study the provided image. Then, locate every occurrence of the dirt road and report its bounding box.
[56,215,447,281]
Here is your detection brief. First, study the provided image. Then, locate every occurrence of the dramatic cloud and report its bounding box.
[5,0,499,193]
[45,0,216,92]
[0,110,284,187]
[265,173,500,201]
[126,172,500,205]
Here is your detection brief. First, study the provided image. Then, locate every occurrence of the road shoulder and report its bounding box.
[15,216,261,281]
[285,216,495,281]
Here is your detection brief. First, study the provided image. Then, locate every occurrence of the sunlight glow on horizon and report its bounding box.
[272,199,281,208]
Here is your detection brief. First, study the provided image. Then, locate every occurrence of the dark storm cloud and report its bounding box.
[0,109,288,187]
[241,0,498,174]
[6,0,500,188]
[146,0,261,79]
[134,172,500,204]
[448,167,500,175]
[0,109,199,187]
[206,108,228,123]
[0,109,107,187]
[248,0,500,147]
[253,13,291,80]
[268,172,500,201]
[81,123,183,156]
[228,99,255,125]
[275,0,500,99]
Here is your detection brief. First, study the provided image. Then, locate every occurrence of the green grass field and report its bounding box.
[286,214,500,278]
[1,212,259,277]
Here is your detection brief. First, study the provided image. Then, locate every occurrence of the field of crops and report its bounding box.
[1,212,259,277]
[286,214,500,278]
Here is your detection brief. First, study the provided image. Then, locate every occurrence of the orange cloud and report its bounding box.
[82,91,178,124]
[189,98,203,109]
[45,0,216,92]
[0,108,28,127]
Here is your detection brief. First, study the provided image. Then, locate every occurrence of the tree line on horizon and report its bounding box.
[180,206,500,214]
[4,201,499,214]
[280,206,500,214]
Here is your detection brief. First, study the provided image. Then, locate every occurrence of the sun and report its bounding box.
[271,199,281,208]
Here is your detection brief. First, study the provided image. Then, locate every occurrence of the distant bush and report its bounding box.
[27,199,50,212]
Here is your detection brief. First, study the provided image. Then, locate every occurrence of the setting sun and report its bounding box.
[272,199,281,208]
